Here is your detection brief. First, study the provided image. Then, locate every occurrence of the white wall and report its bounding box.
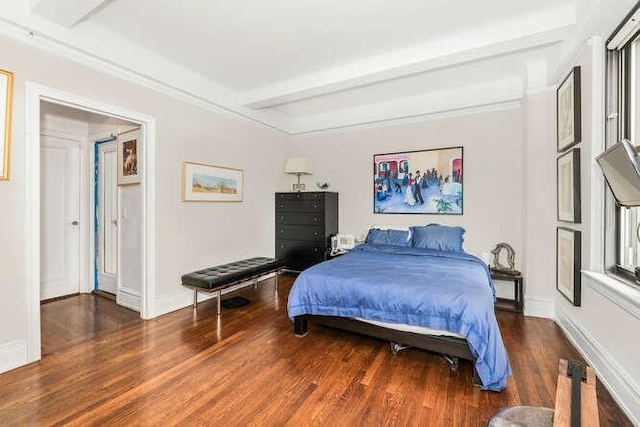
[288,107,523,263]
[0,34,286,372]
[520,90,558,317]
[554,39,640,423]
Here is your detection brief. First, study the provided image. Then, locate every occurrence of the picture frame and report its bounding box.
[117,128,141,185]
[373,146,463,214]
[182,161,244,202]
[0,69,14,181]
[557,148,581,223]
[556,227,581,306]
[557,66,581,152]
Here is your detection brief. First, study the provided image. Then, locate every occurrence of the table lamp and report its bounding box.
[284,157,313,191]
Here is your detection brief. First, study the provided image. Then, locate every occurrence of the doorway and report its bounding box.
[26,84,157,364]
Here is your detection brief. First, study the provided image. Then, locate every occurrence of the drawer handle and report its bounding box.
[314,205,318,208]
[279,216,284,221]
[313,217,318,221]
[314,232,318,236]
[279,204,284,208]
[280,230,284,234]
[314,248,318,252]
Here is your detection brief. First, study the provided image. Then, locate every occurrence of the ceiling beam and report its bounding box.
[241,7,574,110]
[30,0,112,28]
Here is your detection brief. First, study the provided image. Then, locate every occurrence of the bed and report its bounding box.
[287,225,512,391]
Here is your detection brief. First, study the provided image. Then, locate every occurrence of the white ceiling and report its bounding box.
[0,0,586,133]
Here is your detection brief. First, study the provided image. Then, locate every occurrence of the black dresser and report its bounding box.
[275,192,338,271]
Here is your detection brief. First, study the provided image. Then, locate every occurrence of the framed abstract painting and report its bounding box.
[373,146,463,214]
[182,161,243,202]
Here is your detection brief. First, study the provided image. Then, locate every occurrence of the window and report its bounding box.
[607,7,640,282]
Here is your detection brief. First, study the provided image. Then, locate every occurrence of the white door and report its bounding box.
[97,140,118,294]
[40,136,81,300]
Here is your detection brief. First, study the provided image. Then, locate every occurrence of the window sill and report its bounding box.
[582,270,640,320]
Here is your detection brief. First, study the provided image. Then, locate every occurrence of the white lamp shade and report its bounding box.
[284,157,313,175]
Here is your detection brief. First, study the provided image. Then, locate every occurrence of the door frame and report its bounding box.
[25,83,157,364]
[94,137,118,295]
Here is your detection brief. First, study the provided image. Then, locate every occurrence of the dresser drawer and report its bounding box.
[275,199,324,212]
[276,224,325,241]
[276,239,325,259]
[276,192,325,201]
[275,212,324,226]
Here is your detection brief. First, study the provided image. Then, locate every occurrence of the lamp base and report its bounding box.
[292,183,306,192]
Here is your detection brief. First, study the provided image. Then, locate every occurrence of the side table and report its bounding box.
[491,271,524,313]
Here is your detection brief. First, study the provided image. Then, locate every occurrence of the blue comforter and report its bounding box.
[287,243,512,391]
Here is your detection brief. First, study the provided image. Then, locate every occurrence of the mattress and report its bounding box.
[355,317,465,339]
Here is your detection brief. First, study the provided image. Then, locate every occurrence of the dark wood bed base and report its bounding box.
[294,315,480,385]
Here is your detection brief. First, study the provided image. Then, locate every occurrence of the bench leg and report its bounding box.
[216,289,222,315]
[193,290,197,308]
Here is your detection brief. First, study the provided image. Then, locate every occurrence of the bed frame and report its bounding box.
[294,314,481,385]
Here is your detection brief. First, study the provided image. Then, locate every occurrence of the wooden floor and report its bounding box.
[0,276,631,426]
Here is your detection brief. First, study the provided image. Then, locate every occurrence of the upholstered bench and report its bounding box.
[181,257,285,315]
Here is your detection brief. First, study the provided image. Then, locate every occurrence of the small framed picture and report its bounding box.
[556,227,581,306]
[182,161,243,202]
[0,68,13,181]
[557,66,581,152]
[117,128,141,185]
[557,148,581,223]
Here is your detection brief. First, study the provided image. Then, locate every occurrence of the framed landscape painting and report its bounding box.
[556,227,581,306]
[373,146,463,214]
[182,161,243,202]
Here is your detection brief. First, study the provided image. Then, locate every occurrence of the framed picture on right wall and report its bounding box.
[556,227,582,306]
[557,66,581,152]
[557,148,581,223]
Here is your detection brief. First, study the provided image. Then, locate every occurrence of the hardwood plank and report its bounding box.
[0,276,632,426]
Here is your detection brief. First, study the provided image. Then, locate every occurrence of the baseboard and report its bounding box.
[0,339,28,374]
[117,287,141,312]
[154,278,272,317]
[556,308,640,425]
[523,297,555,318]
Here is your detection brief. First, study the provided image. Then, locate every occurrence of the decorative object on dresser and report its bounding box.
[284,157,313,192]
[557,148,581,223]
[182,161,244,202]
[0,68,13,181]
[556,66,581,152]
[373,147,463,215]
[275,192,338,272]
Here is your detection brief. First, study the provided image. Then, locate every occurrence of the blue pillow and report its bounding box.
[365,228,410,246]
[410,224,465,252]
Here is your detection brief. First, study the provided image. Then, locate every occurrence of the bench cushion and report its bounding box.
[181,257,284,290]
